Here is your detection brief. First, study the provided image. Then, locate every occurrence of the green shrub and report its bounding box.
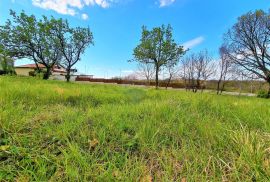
[29,70,36,77]
[257,90,269,98]
[29,70,45,78]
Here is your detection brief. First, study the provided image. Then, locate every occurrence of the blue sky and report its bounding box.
[0,0,269,78]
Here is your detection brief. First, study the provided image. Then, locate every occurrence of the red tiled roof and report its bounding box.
[52,68,67,73]
[15,64,46,68]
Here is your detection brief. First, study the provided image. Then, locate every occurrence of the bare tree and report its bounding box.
[195,50,215,92]
[249,73,259,93]
[181,54,196,92]
[124,73,138,81]
[164,62,179,89]
[223,10,270,96]
[231,67,246,95]
[136,63,155,85]
[179,59,189,90]
[180,50,215,92]
[216,45,233,94]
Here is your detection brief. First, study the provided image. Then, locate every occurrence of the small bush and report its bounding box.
[257,90,269,98]
[0,70,6,75]
[29,70,36,77]
[29,70,45,78]
[0,70,16,75]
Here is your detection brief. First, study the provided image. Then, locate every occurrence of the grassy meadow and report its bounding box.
[0,76,270,181]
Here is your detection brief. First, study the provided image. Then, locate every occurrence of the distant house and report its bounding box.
[14,63,94,81]
[15,64,68,76]
[15,63,79,81]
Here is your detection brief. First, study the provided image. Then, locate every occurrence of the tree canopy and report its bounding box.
[133,24,185,88]
[0,10,63,79]
[0,10,93,80]
[52,19,93,82]
[223,9,270,94]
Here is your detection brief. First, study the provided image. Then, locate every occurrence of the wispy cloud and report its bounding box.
[81,13,89,20]
[32,0,114,16]
[159,0,175,7]
[31,0,177,16]
[183,36,205,50]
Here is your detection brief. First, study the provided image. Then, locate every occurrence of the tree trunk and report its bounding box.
[166,74,172,90]
[238,81,242,96]
[184,78,187,91]
[201,81,205,93]
[192,78,196,92]
[187,77,191,91]
[194,79,199,93]
[66,68,71,82]
[155,65,159,89]
[43,68,51,80]
[217,80,221,95]
[146,76,150,86]
[34,62,41,73]
[221,82,226,94]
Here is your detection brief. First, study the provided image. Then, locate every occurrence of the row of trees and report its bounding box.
[0,10,93,81]
[1,9,269,96]
[132,9,270,97]
[131,25,231,93]
[133,48,233,93]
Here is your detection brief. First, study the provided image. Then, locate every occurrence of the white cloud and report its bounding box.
[32,0,114,16]
[183,36,205,50]
[32,0,80,15]
[84,0,110,8]
[159,0,175,7]
[81,13,89,20]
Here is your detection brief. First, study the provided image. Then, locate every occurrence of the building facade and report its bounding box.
[15,64,73,80]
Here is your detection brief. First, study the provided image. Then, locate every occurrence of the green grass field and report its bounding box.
[0,77,270,181]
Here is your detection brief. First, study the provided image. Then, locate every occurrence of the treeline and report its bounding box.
[76,76,268,94]
[0,10,93,81]
[130,9,270,98]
